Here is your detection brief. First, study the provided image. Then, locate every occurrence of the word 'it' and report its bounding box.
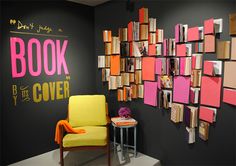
[10,37,69,78]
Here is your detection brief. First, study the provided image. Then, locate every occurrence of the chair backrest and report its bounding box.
[68,95,107,127]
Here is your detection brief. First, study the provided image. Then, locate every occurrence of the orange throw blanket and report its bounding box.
[55,120,86,144]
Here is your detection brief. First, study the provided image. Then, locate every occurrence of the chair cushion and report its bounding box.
[62,126,107,147]
[68,95,107,127]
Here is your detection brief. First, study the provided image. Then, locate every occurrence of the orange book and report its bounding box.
[128,22,133,42]
[110,55,120,75]
[142,57,155,81]
[103,30,112,42]
[111,117,137,126]
[139,7,148,24]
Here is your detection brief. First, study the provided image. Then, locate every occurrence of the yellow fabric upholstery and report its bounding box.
[63,126,107,147]
[68,95,107,127]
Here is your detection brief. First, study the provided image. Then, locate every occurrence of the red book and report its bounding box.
[204,18,214,35]
[188,27,199,41]
[139,7,148,24]
[148,44,156,56]
[128,22,133,42]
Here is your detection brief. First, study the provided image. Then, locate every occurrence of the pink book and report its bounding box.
[176,44,186,56]
[204,18,214,35]
[200,76,222,107]
[175,24,180,43]
[144,81,158,106]
[203,61,214,76]
[155,58,162,75]
[180,57,186,75]
[188,27,199,41]
[199,106,214,123]
[223,88,236,106]
[173,76,190,104]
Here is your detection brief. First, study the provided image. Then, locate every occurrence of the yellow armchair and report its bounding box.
[59,95,110,166]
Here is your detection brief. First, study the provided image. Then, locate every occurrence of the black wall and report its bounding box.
[95,0,236,165]
[1,1,95,165]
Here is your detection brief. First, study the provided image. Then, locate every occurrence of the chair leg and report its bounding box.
[60,145,64,166]
[107,143,111,166]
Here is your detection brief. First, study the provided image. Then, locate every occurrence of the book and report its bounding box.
[110,55,120,75]
[108,76,117,90]
[223,88,236,106]
[135,70,142,84]
[98,55,105,68]
[103,30,112,42]
[175,24,188,43]
[203,61,222,76]
[142,57,155,81]
[111,117,137,126]
[156,29,164,43]
[163,38,175,56]
[139,7,148,24]
[159,90,172,109]
[186,127,195,144]
[223,61,236,89]
[176,44,192,57]
[137,84,144,98]
[155,58,167,75]
[173,76,190,104]
[119,28,128,42]
[135,57,142,70]
[199,120,209,141]
[190,87,200,104]
[171,103,184,123]
[120,42,129,56]
[195,42,203,53]
[191,54,202,70]
[199,106,217,123]
[204,35,215,53]
[111,37,120,54]
[184,106,198,128]
[167,58,179,76]
[144,81,158,106]
[121,73,130,86]
[105,56,110,68]
[149,32,156,44]
[116,76,123,88]
[130,41,148,57]
[160,76,172,88]
[204,18,223,34]
[128,21,140,42]
[105,42,112,55]
[131,84,138,99]
[149,18,156,32]
[229,13,236,35]
[188,27,200,42]
[117,89,124,101]
[231,37,236,60]
[180,57,192,76]
[140,24,148,40]
[191,70,201,87]
[129,73,135,83]
[200,76,222,107]
[216,40,230,59]
[123,86,132,101]
[120,58,125,72]
[125,58,135,72]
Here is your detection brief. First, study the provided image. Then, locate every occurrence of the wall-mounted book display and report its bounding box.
[98,8,235,144]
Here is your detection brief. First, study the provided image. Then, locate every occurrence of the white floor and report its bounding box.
[9,145,161,166]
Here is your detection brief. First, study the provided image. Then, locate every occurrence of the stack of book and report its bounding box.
[111,117,137,126]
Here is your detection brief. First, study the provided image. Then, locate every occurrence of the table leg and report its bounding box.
[126,128,129,152]
[120,128,124,160]
[134,126,137,157]
[113,126,116,152]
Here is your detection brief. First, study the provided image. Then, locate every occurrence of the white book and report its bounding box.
[214,18,223,33]
[98,55,105,68]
